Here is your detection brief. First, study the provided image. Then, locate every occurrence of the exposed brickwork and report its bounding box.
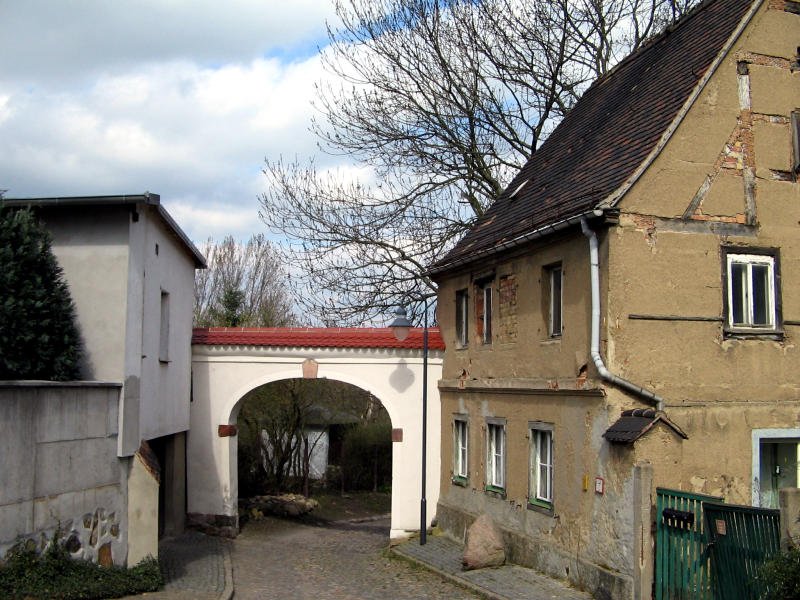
[218,424,238,437]
[432,0,754,274]
[736,51,795,69]
[687,50,797,224]
[497,275,518,343]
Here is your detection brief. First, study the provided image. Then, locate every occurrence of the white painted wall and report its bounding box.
[39,202,198,454]
[189,345,442,539]
[133,206,196,442]
[40,207,131,382]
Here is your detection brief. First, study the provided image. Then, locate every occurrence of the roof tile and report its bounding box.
[433,0,754,273]
[192,327,445,351]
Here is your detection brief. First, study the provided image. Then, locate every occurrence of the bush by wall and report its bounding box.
[0,207,82,380]
[0,537,162,599]
[759,546,800,600]
[339,421,392,492]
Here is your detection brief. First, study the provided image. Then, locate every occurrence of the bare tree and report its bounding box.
[261,0,697,325]
[194,234,295,327]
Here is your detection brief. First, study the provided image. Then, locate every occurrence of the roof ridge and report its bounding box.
[432,0,758,274]
[590,0,724,90]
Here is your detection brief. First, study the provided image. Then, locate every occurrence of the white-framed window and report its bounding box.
[486,420,505,491]
[476,281,493,344]
[453,416,468,481]
[529,423,554,509]
[455,289,469,347]
[724,251,779,332]
[547,264,563,337]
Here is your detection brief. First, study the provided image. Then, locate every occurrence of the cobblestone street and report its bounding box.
[231,516,481,600]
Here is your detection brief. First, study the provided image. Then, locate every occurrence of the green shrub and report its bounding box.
[759,546,800,600]
[0,207,82,380]
[340,422,392,491]
[0,538,162,599]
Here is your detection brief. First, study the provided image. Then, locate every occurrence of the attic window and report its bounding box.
[792,111,800,174]
[509,179,529,199]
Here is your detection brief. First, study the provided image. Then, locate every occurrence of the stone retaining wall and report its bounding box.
[0,382,127,566]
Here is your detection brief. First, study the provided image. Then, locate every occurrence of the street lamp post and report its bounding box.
[389,304,428,545]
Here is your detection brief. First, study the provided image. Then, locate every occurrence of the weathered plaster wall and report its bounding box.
[434,5,800,599]
[437,232,593,384]
[437,387,647,598]
[609,1,800,508]
[0,383,127,566]
[126,446,159,566]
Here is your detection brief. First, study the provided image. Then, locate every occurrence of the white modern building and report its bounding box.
[1,193,205,565]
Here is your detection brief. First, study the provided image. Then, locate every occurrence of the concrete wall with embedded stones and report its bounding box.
[0,383,128,566]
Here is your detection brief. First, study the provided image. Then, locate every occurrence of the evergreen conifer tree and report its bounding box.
[0,207,82,380]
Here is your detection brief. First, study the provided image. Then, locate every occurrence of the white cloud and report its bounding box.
[167,199,258,242]
[0,0,345,244]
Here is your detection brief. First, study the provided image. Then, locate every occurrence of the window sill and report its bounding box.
[527,499,554,515]
[484,486,506,499]
[723,328,784,341]
[540,337,562,346]
[452,476,469,487]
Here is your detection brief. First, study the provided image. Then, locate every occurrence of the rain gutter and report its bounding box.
[580,217,664,411]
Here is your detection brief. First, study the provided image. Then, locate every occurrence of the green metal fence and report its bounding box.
[655,488,723,600]
[704,502,781,600]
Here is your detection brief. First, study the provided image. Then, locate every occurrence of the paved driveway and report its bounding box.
[231,516,480,600]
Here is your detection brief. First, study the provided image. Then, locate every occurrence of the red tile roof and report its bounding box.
[432,0,755,274]
[192,327,445,351]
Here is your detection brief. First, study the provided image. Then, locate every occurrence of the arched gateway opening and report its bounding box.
[186,327,443,540]
[236,378,393,514]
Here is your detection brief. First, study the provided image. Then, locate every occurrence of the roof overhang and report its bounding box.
[428,209,607,278]
[1,193,207,268]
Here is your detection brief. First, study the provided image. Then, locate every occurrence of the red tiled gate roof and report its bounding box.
[191,327,445,351]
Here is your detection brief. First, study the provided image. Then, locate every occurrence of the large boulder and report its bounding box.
[462,514,505,570]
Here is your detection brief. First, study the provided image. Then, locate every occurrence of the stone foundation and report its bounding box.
[1,507,122,567]
[437,502,633,600]
[187,512,238,538]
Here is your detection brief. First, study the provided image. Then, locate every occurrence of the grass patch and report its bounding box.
[312,491,391,521]
[0,539,162,600]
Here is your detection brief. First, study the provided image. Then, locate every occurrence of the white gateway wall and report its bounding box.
[189,345,442,539]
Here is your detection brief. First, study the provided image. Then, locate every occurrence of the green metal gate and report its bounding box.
[655,488,722,600]
[704,502,781,600]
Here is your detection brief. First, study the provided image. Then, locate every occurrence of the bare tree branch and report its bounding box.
[260,0,698,325]
[194,234,295,327]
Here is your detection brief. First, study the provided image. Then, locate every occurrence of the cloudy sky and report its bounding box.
[0,0,341,244]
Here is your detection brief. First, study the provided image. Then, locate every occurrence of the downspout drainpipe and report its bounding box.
[580,218,665,412]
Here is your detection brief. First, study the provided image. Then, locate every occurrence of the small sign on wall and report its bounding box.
[595,477,605,495]
[392,428,403,442]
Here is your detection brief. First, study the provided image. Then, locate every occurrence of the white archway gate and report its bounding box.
[187,327,443,540]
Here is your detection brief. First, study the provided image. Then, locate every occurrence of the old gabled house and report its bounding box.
[429,0,800,598]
